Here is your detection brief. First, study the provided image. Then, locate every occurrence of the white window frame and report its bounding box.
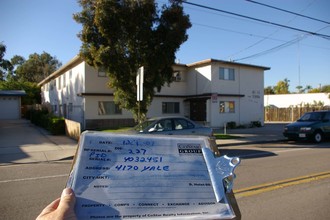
[219,67,235,81]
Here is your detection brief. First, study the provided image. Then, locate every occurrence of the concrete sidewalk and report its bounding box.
[0,119,78,165]
[215,122,288,147]
[0,120,288,165]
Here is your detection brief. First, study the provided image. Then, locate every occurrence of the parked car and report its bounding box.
[133,116,213,136]
[131,116,219,155]
[283,110,330,143]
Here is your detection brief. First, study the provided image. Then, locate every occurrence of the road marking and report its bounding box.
[0,174,68,183]
[234,171,330,198]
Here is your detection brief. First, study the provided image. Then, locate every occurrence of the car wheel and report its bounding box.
[313,131,323,143]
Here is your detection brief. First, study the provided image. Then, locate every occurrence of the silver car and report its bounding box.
[132,116,219,156]
[133,116,214,137]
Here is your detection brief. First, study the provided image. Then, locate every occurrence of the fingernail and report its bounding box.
[62,188,73,196]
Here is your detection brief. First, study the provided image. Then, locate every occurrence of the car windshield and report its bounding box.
[298,112,324,122]
[133,119,156,132]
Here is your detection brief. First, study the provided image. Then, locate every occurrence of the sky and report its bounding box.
[1,0,329,92]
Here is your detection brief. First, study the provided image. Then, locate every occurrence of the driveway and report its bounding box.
[0,120,77,165]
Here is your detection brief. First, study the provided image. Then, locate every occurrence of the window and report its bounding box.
[50,80,56,90]
[174,118,194,130]
[52,105,57,113]
[219,101,235,113]
[63,73,66,87]
[219,68,235,80]
[68,103,73,113]
[98,101,122,115]
[162,102,180,114]
[98,67,106,77]
[325,112,330,120]
[155,119,173,131]
[58,76,61,89]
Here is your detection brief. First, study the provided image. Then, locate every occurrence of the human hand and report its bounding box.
[36,188,76,220]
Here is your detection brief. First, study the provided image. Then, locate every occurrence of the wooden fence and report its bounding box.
[264,106,330,122]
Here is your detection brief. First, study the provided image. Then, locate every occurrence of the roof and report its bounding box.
[186,58,270,70]
[0,90,26,96]
[38,55,83,86]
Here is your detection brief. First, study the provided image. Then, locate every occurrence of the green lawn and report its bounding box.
[101,127,132,132]
[214,133,243,139]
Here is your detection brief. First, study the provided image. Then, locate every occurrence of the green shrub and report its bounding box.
[47,116,65,135]
[29,109,65,135]
[226,121,236,129]
[250,121,262,127]
[30,109,48,126]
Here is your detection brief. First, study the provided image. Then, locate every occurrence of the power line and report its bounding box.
[234,24,330,61]
[227,0,321,59]
[182,1,330,39]
[192,22,286,42]
[233,35,308,61]
[246,0,330,25]
[192,22,330,52]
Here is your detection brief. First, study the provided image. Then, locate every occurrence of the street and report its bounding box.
[224,141,330,219]
[1,140,329,219]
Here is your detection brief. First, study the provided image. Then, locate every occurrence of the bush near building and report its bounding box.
[26,108,65,135]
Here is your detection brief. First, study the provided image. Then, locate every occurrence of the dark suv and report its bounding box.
[283,110,330,143]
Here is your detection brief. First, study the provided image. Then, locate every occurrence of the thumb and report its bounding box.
[57,188,76,218]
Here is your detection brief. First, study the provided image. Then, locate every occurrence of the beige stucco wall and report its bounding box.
[84,96,133,120]
[185,65,212,95]
[84,65,114,93]
[146,97,186,118]
[206,65,264,127]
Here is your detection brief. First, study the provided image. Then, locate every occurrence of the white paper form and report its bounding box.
[67,131,236,219]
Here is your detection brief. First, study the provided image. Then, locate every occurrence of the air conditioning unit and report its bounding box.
[175,74,182,81]
[173,71,182,82]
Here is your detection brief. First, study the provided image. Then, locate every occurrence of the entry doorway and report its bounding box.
[190,99,206,122]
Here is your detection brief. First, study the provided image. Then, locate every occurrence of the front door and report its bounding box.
[190,99,206,122]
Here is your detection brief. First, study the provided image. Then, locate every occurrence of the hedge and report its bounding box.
[28,109,65,135]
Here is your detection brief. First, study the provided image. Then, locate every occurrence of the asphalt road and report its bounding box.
[222,141,330,219]
[1,141,329,219]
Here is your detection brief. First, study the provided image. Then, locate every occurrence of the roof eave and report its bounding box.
[37,55,83,86]
[187,58,270,70]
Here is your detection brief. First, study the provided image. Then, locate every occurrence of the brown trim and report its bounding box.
[156,93,245,99]
[77,92,245,101]
[77,93,114,97]
[187,58,270,70]
[77,92,245,99]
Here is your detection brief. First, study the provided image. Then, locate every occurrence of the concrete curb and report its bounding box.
[218,138,287,147]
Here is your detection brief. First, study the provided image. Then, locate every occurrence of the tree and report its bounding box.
[0,79,41,104]
[274,78,290,94]
[74,0,191,121]
[296,85,303,93]
[264,86,275,94]
[320,84,330,93]
[15,52,61,82]
[0,43,13,81]
[304,85,312,93]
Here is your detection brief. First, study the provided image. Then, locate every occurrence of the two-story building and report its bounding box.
[38,56,270,130]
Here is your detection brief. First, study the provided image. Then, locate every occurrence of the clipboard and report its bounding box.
[67,131,241,219]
